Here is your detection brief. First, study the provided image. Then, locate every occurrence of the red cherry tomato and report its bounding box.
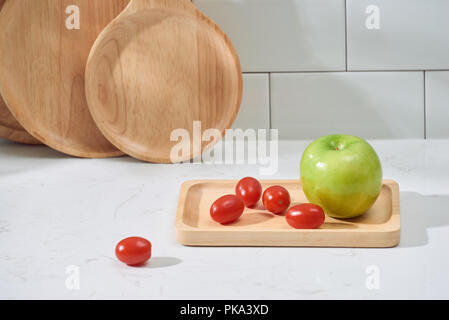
[210,194,244,224]
[262,186,291,214]
[235,177,262,208]
[286,204,325,229]
[115,237,152,266]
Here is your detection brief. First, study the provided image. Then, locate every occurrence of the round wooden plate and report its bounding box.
[0,0,129,157]
[85,0,242,163]
[0,0,40,144]
[0,98,41,144]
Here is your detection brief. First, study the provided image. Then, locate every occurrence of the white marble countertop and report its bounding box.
[0,138,448,299]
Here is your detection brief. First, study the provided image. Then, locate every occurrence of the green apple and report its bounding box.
[300,134,382,219]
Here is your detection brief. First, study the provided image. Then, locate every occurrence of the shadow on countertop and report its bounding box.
[0,138,66,160]
[120,257,182,269]
[146,257,182,269]
[399,192,449,248]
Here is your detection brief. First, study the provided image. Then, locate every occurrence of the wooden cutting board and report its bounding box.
[175,180,400,248]
[85,0,242,163]
[0,0,129,157]
[0,0,40,144]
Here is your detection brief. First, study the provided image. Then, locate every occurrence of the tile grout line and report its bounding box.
[423,71,427,139]
[268,73,272,136]
[243,69,449,75]
[344,0,348,71]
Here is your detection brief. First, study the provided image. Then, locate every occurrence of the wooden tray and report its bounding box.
[175,180,400,248]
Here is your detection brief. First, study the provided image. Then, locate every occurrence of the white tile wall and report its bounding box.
[271,72,425,139]
[192,0,448,139]
[347,0,449,70]
[232,74,270,130]
[426,72,449,139]
[194,0,346,72]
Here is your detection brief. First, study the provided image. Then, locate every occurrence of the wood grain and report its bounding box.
[85,0,242,163]
[175,180,401,248]
[0,0,40,144]
[0,0,129,157]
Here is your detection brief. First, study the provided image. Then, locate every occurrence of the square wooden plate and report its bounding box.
[175,180,400,248]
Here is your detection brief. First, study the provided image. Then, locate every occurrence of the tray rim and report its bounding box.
[175,179,400,247]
